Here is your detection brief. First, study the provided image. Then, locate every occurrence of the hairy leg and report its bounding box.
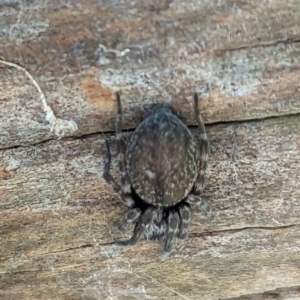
[187,194,212,220]
[177,203,192,240]
[142,207,165,242]
[103,139,134,208]
[115,206,155,246]
[159,211,180,257]
[114,207,142,232]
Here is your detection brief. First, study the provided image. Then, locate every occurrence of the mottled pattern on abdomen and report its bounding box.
[126,108,199,206]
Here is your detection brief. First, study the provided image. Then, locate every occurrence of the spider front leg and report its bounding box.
[115,206,156,246]
[114,207,142,232]
[177,203,192,240]
[159,211,180,257]
[186,194,212,219]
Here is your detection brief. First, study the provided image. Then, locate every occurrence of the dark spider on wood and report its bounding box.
[103,92,212,257]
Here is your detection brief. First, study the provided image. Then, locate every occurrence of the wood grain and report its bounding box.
[1,0,300,148]
[1,115,300,299]
[1,0,300,298]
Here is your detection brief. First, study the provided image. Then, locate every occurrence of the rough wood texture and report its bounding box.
[1,0,300,148]
[1,0,300,299]
[1,116,300,299]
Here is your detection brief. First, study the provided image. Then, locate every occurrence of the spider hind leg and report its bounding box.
[190,92,212,219]
[115,92,132,195]
[193,92,209,194]
[102,139,135,208]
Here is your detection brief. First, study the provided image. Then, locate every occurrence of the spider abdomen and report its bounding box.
[126,108,199,207]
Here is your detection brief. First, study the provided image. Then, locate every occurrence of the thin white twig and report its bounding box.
[0,59,78,138]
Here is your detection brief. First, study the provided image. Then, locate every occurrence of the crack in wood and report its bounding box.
[221,38,300,53]
[220,284,300,300]
[190,224,300,238]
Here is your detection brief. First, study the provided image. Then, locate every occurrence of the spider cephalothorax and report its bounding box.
[103,92,212,257]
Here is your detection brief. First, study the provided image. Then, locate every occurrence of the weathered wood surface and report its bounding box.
[1,0,300,148]
[1,116,300,299]
[1,0,300,299]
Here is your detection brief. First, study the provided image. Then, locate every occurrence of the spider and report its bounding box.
[103,92,212,257]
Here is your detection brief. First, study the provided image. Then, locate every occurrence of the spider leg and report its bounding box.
[177,203,192,240]
[193,92,209,194]
[114,207,142,232]
[115,92,132,195]
[190,92,212,219]
[103,139,122,193]
[159,211,180,257]
[142,207,165,242]
[186,194,212,219]
[115,206,155,246]
[103,139,135,208]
